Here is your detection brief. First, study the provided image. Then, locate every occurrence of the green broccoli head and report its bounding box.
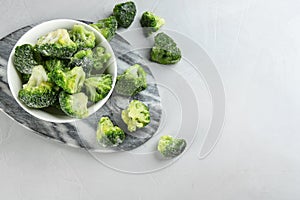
[36,29,77,58]
[121,100,150,132]
[69,24,96,50]
[113,1,136,28]
[97,116,125,147]
[150,32,181,65]
[69,49,94,75]
[140,11,165,35]
[92,46,111,72]
[59,91,88,118]
[49,66,86,94]
[84,74,113,103]
[90,16,118,41]
[13,44,41,74]
[44,58,68,72]
[115,64,147,96]
[157,135,187,158]
[18,65,59,108]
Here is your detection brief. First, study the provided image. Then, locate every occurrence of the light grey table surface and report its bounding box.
[1,0,299,199]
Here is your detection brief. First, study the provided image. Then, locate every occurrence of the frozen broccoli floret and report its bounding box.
[36,29,77,58]
[69,49,94,74]
[18,65,59,108]
[59,91,88,118]
[20,73,31,84]
[157,135,187,158]
[113,1,136,28]
[13,44,41,74]
[97,116,125,147]
[115,64,147,96]
[84,74,112,102]
[90,16,118,41]
[49,66,86,94]
[140,11,165,35]
[44,58,68,72]
[92,46,111,72]
[69,24,96,50]
[150,32,181,65]
[121,100,150,132]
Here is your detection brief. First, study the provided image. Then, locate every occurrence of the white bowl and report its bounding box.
[7,19,117,123]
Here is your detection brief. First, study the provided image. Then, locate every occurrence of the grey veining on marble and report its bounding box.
[0,23,162,152]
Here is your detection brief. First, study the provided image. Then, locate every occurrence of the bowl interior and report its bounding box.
[7,19,117,123]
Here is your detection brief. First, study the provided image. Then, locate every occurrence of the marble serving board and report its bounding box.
[0,22,162,152]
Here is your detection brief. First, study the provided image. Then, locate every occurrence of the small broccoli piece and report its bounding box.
[121,100,150,132]
[90,16,118,41]
[92,46,111,72]
[69,49,94,74]
[18,65,59,108]
[84,74,112,102]
[49,66,86,94]
[140,11,165,35]
[69,24,96,50]
[21,73,31,84]
[115,64,147,96]
[36,29,77,58]
[59,91,88,118]
[13,44,41,74]
[97,116,125,147]
[157,135,187,158]
[150,32,181,65]
[44,58,68,72]
[113,1,136,28]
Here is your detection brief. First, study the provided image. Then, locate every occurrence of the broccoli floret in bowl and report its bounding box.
[84,74,113,103]
[13,44,42,74]
[36,28,77,59]
[69,24,96,50]
[59,91,89,118]
[7,19,117,123]
[18,65,59,108]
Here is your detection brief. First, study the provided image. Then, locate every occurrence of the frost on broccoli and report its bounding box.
[90,16,118,41]
[115,64,147,96]
[157,135,186,158]
[44,58,68,72]
[84,74,112,103]
[13,44,41,74]
[121,100,150,132]
[69,24,96,50]
[49,66,86,94]
[18,65,59,108]
[97,116,125,147]
[92,46,111,72]
[140,11,165,35]
[59,91,88,118]
[113,1,136,28]
[150,32,181,65]
[36,29,77,58]
[69,49,93,75]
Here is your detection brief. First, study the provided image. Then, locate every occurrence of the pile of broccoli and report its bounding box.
[14,24,113,118]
